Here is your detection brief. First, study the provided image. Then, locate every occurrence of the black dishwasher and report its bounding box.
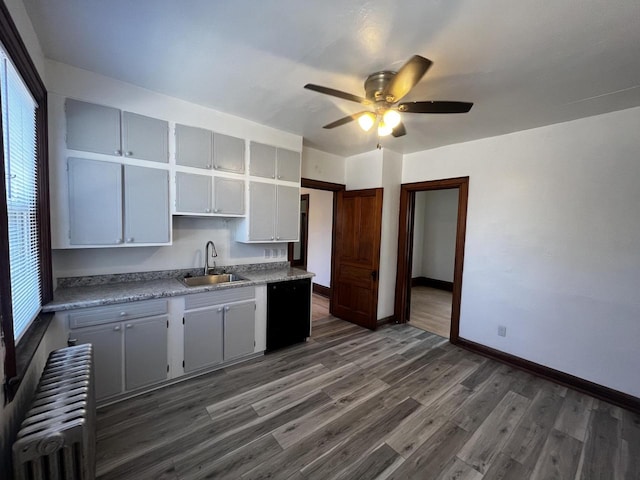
[267,278,311,352]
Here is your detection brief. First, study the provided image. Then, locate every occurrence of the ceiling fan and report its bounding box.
[304,55,473,139]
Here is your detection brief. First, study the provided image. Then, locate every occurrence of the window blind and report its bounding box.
[1,45,40,342]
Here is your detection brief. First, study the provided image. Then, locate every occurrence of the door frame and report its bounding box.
[289,178,345,298]
[394,177,469,343]
[288,193,310,268]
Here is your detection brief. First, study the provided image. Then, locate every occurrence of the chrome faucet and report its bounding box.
[205,241,218,274]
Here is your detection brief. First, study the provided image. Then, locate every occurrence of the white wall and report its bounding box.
[377,149,402,320]
[301,187,333,287]
[45,60,302,280]
[4,0,46,80]
[404,106,640,397]
[345,149,383,189]
[301,147,346,184]
[413,189,458,282]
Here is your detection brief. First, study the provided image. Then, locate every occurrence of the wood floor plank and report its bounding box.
[386,383,473,458]
[92,316,639,480]
[457,391,530,474]
[501,384,564,469]
[435,457,483,480]
[300,398,421,480]
[554,389,594,441]
[175,434,282,480]
[482,453,532,480]
[206,363,328,420]
[272,379,389,449]
[332,442,403,480]
[386,422,472,480]
[529,428,583,480]
[579,408,621,479]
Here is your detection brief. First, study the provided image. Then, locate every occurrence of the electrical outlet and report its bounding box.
[280,248,286,257]
[498,325,507,337]
[272,248,279,257]
[264,248,270,258]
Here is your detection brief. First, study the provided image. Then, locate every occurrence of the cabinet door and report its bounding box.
[65,99,121,156]
[68,158,123,245]
[122,112,169,163]
[249,182,276,240]
[276,185,300,241]
[124,316,168,391]
[124,166,169,243]
[276,148,301,182]
[73,323,123,400]
[249,142,276,179]
[213,133,245,173]
[214,177,244,215]
[224,301,255,361]
[175,124,213,169]
[175,172,212,214]
[184,308,224,372]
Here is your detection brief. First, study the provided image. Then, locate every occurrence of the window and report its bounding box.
[0,1,51,401]
[1,45,40,342]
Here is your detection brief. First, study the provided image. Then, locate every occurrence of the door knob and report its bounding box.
[371,271,378,280]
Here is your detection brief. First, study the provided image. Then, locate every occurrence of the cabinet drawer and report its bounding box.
[68,299,168,329]
[185,286,255,310]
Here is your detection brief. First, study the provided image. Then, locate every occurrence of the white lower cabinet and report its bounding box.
[67,298,169,401]
[183,287,256,373]
[71,314,168,401]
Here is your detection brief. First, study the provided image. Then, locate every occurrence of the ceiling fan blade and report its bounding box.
[304,84,371,105]
[391,121,406,138]
[322,111,370,129]
[384,55,432,103]
[399,101,473,114]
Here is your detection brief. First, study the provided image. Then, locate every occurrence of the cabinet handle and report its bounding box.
[213,208,219,213]
[213,164,219,169]
[270,236,274,240]
[277,175,283,179]
[114,149,121,155]
[205,208,211,213]
[119,311,127,317]
[206,164,212,169]
[276,236,280,240]
[68,338,77,346]
[125,151,133,157]
[224,306,230,312]
[115,238,123,244]
[217,308,223,313]
[113,326,121,331]
[125,324,133,329]
[271,175,275,179]
[126,237,134,243]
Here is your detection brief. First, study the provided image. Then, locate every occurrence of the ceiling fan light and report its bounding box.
[383,109,401,128]
[357,112,376,131]
[378,121,392,137]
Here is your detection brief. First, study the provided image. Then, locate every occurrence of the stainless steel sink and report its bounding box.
[180,273,246,287]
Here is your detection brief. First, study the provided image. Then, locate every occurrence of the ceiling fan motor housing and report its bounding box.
[364,71,396,104]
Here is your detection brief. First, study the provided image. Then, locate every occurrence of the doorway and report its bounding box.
[394,177,469,343]
[289,178,345,322]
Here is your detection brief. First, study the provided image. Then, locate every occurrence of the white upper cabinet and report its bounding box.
[65,99,168,162]
[175,124,245,173]
[249,141,300,182]
[68,158,170,247]
[66,99,121,156]
[213,132,245,173]
[175,124,213,169]
[122,112,169,163]
[249,142,277,179]
[276,148,301,182]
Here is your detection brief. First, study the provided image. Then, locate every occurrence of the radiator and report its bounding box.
[13,344,96,480]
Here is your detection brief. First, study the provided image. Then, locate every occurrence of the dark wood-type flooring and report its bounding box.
[96,316,640,480]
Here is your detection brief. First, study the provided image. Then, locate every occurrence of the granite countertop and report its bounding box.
[43,265,314,312]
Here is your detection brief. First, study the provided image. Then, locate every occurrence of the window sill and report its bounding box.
[4,312,53,403]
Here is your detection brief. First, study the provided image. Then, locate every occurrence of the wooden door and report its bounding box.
[330,188,383,329]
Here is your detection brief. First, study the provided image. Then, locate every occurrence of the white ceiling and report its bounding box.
[23,0,640,157]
